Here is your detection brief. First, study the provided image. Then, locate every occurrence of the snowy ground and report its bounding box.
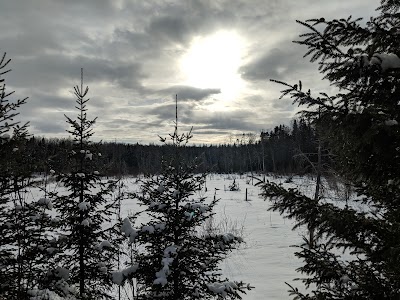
[29,173,350,299]
[118,173,318,300]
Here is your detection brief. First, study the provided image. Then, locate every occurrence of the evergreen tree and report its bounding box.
[113,101,252,299]
[50,70,122,299]
[0,52,59,299]
[260,1,400,298]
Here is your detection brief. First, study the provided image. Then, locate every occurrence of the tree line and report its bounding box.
[27,118,318,177]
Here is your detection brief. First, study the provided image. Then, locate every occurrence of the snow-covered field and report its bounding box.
[29,173,341,299]
[118,173,313,300]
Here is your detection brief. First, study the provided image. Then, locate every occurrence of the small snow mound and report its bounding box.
[1,133,10,140]
[78,201,90,211]
[207,281,238,297]
[141,225,155,234]
[97,240,112,250]
[54,267,70,280]
[85,152,93,160]
[112,272,124,286]
[222,233,235,243]
[154,276,168,286]
[28,288,66,300]
[340,274,350,284]
[47,247,56,254]
[385,119,398,126]
[81,219,90,227]
[98,262,107,274]
[164,245,178,257]
[370,53,400,71]
[157,183,165,193]
[173,189,180,197]
[112,264,139,285]
[38,197,53,209]
[121,217,139,243]
[188,202,209,213]
[154,222,166,231]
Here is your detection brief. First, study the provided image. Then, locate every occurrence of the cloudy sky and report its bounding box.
[0,0,379,144]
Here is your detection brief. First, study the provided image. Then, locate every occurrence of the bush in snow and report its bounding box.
[260,1,400,299]
[228,179,240,191]
[48,70,123,299]
[115,107,253,299]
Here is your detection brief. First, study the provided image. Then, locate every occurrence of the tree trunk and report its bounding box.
[309,141,321,249]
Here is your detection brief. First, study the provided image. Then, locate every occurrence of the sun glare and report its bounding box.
[180,31,245,104]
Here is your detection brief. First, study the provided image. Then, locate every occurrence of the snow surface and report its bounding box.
[118,174,311,299]
[26,173,352,299]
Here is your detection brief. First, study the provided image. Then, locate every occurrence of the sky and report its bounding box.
[0,0,379,145]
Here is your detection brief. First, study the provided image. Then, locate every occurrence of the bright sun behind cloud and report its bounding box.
[180,31,246,107]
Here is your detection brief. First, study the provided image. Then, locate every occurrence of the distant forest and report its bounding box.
[28,118,327,176]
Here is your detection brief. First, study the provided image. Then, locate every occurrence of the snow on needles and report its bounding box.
[157,183,165,193]
[370,53,400,71]
[78,201,90,211]
[385,119,398,126]
[81,218,90,227]
[111,264,139,285]
[121,217,139,243]
[38,197,53,209]
[153,245,178,286]
[207,281,239,297]
[96,240,112,250]
[54,267,70,280]
[358,53,400,71]
[141,225,155,234]
[28,289,72,300]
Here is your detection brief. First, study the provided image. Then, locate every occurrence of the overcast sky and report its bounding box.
[0,0,379,144]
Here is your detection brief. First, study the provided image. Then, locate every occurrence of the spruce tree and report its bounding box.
[0,52,59,299]
[260,1,400,298]
[113,98,252,299]
[50,69,122,299]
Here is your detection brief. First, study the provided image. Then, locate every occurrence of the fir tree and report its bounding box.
[0,53,59,299]
[260,1,400,298]
[113,97,253,299]
[0,52,60,299]
[50,69,122,299]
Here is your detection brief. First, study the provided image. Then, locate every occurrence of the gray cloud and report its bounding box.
[159,86,221,101]
[194,110,257,132]
[148,16,193,45]
[239,42,310,82]
[7,54,145,91]
[146,102,194,122]
[31,119,66,135]
[0,0,379,144]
